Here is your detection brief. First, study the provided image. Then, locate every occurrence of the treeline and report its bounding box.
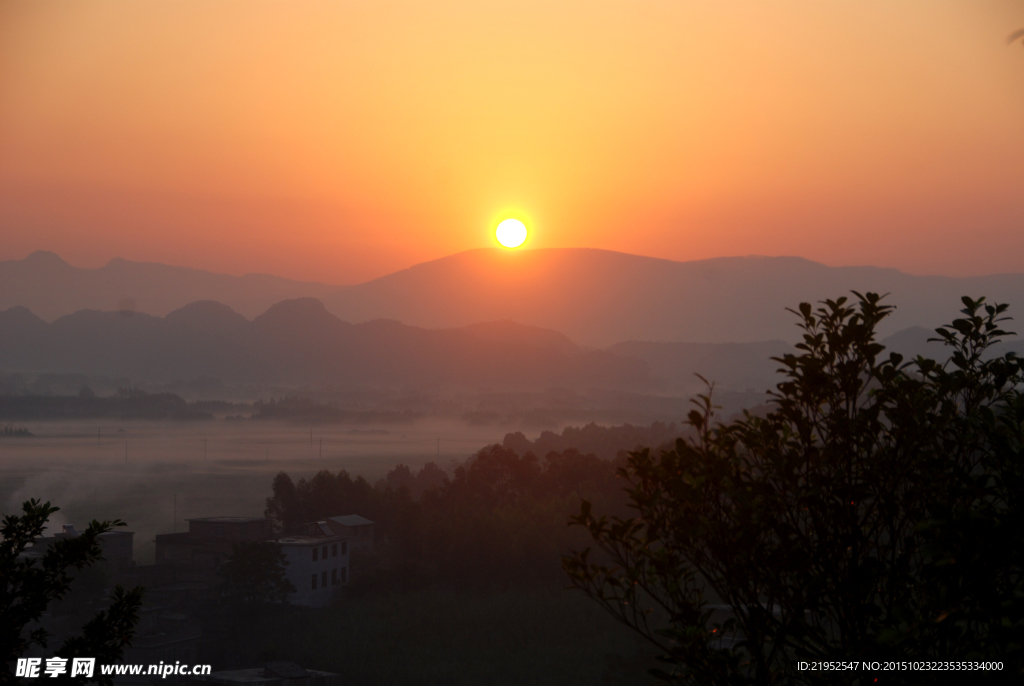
[502,420,686,461]
[251,396,420,424]
[265,445,631,589]
[0,388,213,421]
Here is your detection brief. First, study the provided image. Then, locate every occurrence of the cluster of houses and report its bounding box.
[153,514,375,608]
[19,512,375,685]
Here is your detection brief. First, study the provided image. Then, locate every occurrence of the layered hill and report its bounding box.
[323,249,1024,345]
[0,251,338,320]
[4,248,1024,346]
[0,300,647,391]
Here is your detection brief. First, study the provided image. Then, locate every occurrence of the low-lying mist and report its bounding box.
[0,418,507,563]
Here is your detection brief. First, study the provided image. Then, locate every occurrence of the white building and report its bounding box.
[276,533,348,608]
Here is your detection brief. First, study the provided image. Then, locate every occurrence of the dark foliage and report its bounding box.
[380,462,450,500]
[0,425,33,437]
[265,447,628,590]
[503,421,685,461]
[564,294,1024,684]
[0,389,212,421]
[220,541,296,607]
[1,500,145,685]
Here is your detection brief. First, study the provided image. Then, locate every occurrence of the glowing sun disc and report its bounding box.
[495,219,527,248]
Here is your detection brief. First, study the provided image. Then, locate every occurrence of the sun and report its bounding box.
[495,218,527,248]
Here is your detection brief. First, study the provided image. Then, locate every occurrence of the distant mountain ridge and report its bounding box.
[4,249,1024,345]
[2,298,1018,395]
[0,299,647,391]
[321,249,1024,345]
[0,251,340,321]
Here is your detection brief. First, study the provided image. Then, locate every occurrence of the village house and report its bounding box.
[154,517,270,568]
[147,513,371,607]
[276,530,349,608]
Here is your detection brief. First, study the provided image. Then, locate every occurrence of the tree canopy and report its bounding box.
[1,500,144,686]
[220,541,296,607]
[565,294,1024,684]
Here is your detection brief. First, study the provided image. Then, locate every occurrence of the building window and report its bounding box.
[331,543,337,557]
[312,547,318,562]
[322,545,328,559]
[331,569,337,585]
[341,541,347,555]
[321,571,327,588]
[341,567,347,584]
[311,574,317,590]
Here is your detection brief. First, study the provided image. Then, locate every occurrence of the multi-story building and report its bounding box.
[154,517,269,568]
[277,532,348,608]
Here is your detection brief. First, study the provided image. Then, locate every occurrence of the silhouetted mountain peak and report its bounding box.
[325,248,1024,345]
[0,301,652,390]
[22,251,71,268]
[0,251,342,321]
[253,298,349,335]
[165,300,250,332]
[0,305,48,328]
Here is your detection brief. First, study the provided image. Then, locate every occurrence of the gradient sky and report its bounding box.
[2,0,1023,284]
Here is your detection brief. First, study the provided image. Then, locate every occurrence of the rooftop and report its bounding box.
[327,514,374,527]
[277,535,339,545]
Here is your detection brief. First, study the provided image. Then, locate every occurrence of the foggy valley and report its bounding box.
[3,249,1024,685]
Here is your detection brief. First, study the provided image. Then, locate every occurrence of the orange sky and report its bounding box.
[2,0,1023,284]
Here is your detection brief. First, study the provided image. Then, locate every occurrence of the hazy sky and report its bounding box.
[2,0,1023,284]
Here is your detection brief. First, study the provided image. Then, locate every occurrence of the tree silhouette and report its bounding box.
[565,294,1024,684]
[1,500,144,686]
[220,541,296,607]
